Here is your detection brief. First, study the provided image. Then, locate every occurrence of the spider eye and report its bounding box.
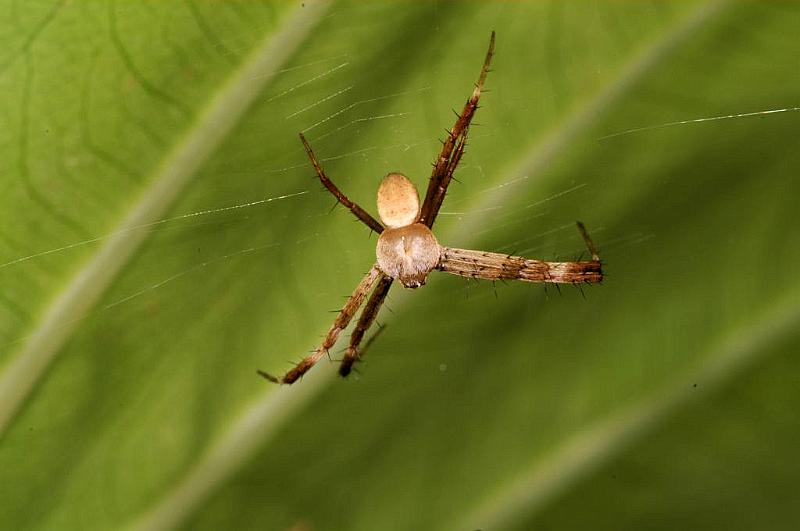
[377,172,420,228]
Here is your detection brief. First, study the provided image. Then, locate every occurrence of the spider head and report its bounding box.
[376,223,441,289]
[376,173,420,228]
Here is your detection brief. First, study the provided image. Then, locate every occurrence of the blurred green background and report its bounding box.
[1,1,799,530]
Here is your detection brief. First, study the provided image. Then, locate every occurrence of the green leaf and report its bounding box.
[1,1,799,530]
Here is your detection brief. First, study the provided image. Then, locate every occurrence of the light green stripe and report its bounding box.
[0,0,332,435]
[126,367,335,531]
[457,290,800,531]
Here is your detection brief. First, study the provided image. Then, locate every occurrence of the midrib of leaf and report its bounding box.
[456,289,800,531]
[124,3,728,530]
[0,0,332,435]
[126,365,337,531]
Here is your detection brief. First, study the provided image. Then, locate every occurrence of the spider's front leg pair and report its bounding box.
[257,129,398,384]
[257,264,387,384]
[259,33,496,385]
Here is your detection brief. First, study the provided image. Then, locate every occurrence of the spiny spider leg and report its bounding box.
[418,31,495,228]
[258,265,382,384]
[445,127,469,183]
[339,275,394,377]
[437,223,604,284]
[299,133,384,234]
[576,221,600,261]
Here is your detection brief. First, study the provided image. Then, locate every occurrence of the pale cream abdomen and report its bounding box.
[376,223,441,288]
[377,173,420,228]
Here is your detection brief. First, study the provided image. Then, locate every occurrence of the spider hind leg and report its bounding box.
[339,276,393,377]
[258,265,382,385]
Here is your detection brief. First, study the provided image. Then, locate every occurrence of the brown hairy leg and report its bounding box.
[418,31,495,228]
[258,265,382,384]
[339,275,394,377]
[299,133,384,234]
[437,223,603,284]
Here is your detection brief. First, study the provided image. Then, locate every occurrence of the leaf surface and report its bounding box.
[1,2,799,530]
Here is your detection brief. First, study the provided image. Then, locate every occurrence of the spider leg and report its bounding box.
[437,246,603,284]
[418,31,495,228]
[298,133,384,234]
[258,265,382,384]
[576,221,600,261]
[339,275,393,377]
[437,224,604,285]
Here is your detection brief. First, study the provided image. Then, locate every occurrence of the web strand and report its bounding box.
[599,106,800,140]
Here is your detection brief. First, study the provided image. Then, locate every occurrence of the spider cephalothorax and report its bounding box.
[259,32,603,385]
[375,173,440,288]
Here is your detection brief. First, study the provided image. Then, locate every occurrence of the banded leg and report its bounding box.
[299,133,384,234]
[339,275,393,377]
[259,265,382,384]
[437,223,603,284]
[418,31,495,228]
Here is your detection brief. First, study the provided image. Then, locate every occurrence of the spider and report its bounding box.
[259,32,603,385]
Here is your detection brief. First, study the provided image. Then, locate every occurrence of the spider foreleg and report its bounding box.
[437,244,603,285]
[258,265,382,384]
[419,31,495,228]
[339,275,393,378]
[298,133,384,234]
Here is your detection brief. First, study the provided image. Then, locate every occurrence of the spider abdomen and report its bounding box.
[376,223,441,288]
